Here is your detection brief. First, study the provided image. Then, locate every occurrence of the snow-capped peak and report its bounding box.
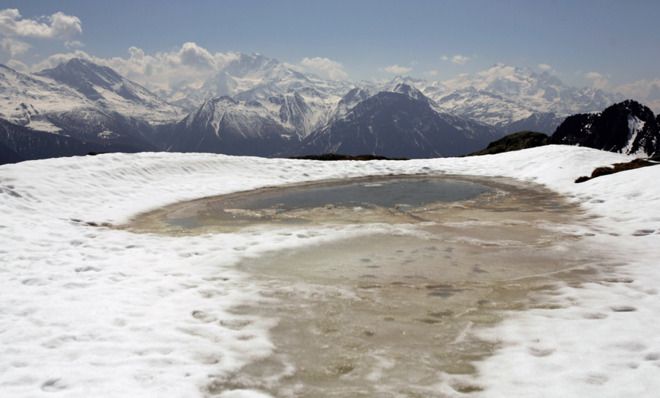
[37,58,183,123]
[0,62,92,130]
[390,83,429,102]
[38,58,127,100]
[431,63,623,126]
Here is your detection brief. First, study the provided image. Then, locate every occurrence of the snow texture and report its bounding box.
[624,115,646,155]
[1,145,659,397]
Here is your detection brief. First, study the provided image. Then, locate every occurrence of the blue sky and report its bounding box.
[1,0,660,90]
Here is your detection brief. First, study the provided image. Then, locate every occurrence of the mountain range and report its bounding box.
[0,53,632,163]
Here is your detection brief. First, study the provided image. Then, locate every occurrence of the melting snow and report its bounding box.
[1,145,659,397]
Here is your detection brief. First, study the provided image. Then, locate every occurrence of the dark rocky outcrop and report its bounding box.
[550,100,659,156]
[575,158,659,183]
[0,119,143,165]
[0,140,22,164]
[468,131,549,156]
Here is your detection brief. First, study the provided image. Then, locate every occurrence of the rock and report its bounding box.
[468,131,549,156]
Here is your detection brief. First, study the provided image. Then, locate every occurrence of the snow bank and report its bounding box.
[1,145,658,397]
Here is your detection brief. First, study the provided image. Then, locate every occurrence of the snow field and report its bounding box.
[1,145,659,397]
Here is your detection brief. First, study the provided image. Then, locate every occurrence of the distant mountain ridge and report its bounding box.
[426,64,620,127]
[0,54,637,164]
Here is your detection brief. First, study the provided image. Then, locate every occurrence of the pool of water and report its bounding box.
[124,175,602,397]
[128,176,492,233]
[220,177,489,210]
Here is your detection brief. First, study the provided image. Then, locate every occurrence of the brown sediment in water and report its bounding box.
[123,175,603,397]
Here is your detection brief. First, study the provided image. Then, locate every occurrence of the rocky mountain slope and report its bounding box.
[298,85,499,158]
[0,118,144,164]
[173,53,350,136]
[0,60,182,161]
[37,58,183,124]
[551,100,659,156]
[162,96,293,156]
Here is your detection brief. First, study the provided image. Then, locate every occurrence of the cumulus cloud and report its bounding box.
[0,37,30,57]
[178,41,216,69]
[0,8,82,39]
[300,57,348,80]
[31,42,241,94]
[585,71,609,89]
[383,64,412,75]
[30,44,354,97]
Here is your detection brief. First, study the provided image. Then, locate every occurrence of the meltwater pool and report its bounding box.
[125,175,603,397]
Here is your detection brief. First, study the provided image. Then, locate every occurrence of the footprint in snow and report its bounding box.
[41,378,66,392]
[528,346,555,357]
[611,305,637,312]
[632,229,655,236]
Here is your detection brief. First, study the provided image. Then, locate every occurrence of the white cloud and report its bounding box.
[127,46,145,60]
[31,43,241,94]
[64,40,84,49]
[383,64,412,75]
[0,8,82,39]
[538,63,553,72]
[178,41,216,69]
[450,54,470,65]
[32,49,94,70]
[0,37,30,57]
[585,71,609,89]
[31,45,351,96]
[300,57,348,80]
[425,69,440,77]
[441,54,470,65]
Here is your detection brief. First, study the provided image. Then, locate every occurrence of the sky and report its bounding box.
[1,0,660,103]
